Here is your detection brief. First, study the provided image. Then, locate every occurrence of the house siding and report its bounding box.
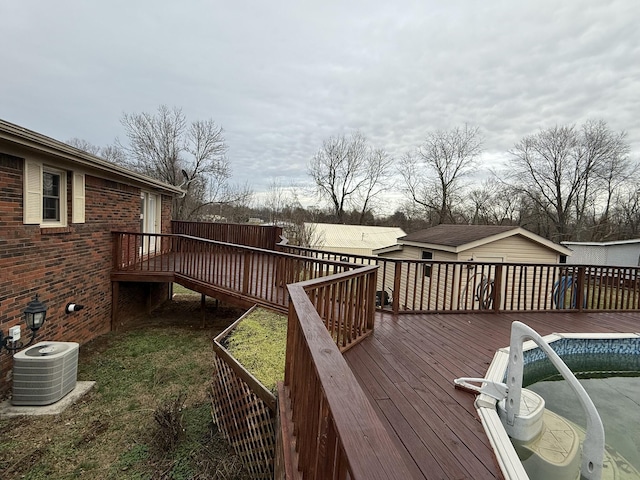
[466,235,559,264]
[376,234,563,312]
[0,155,172,397]
[377,246,461,310]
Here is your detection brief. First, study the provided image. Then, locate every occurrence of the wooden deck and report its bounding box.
[344,310,640,479]
[112,231,640,479]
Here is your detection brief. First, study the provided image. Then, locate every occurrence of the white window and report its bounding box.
[42,170,62,221]
[24,160,85,226]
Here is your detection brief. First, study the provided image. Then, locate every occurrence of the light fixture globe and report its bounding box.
[24,294,47,331]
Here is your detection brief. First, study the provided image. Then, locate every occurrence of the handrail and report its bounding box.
[112,232,364,314]
[279,244,640,314]
[506,321,604,480]
[113,232,640,314]
[284,269,412,479]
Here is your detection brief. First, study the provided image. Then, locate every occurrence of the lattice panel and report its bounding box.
[211,355,276,479]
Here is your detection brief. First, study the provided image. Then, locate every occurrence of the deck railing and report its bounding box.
[113,234,640,314]
[279,267,412,479]
[172,220,282,250]
[113,228,640,479]
[279,245,640,313]
[112,232,362,313]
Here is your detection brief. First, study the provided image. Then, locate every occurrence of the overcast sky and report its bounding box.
[2,1,639,212]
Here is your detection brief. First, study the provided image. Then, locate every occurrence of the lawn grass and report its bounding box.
[224,308,287,393]
[172,283,199,296]
[0,326,249,480]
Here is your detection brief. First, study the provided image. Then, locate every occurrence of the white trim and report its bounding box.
[373,244,404,255]
[563,239,640,247]
[399,227,572,256]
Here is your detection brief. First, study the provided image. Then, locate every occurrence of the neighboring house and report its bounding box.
[305,223,406,257]
[0,119,182,397]
[562,239,640,267]
[374,224,572,311]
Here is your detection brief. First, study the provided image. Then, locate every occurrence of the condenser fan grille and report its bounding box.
[12,341,79,406]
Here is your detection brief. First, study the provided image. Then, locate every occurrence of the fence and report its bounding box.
[279,245,640,313]
[211,307,277,479]
[172,221,282,250]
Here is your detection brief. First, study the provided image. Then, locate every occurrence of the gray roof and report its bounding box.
[400,224,518,247]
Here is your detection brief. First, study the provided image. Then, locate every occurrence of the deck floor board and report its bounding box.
[114,251,640,479]
[344,311,640,479]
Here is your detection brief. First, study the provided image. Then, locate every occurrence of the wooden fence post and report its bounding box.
[576,266,585,311]
[493,264,503,313]
[367,270,377,330]
[393,261,401,315]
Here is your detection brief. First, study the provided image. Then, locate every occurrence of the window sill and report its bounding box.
[40,226,73,235]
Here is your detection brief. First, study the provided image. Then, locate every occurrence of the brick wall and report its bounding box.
[0,154,173,397]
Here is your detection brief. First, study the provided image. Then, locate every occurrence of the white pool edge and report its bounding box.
[475,331,640,480]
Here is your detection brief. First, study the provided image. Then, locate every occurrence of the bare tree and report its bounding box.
[118,105,246,220]
[308,132,393,223]
[400,125,482,225]
[264,177,291,226]
[66,138,127,164]
[66,138,103,156]
[584,121,635,240]
[464,178,521,226]
[613,184,640,239]
[503,121,632,241]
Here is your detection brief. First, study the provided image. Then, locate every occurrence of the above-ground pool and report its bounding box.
[475,333,640,480]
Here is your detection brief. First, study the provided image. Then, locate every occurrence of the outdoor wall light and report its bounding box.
[0,294,48,353]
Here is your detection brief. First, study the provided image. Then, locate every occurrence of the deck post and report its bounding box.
[242,251,251,294]
[493,264,503,313]
[576,266,585,311]
[367,269,377,330]
[393,260,401,315]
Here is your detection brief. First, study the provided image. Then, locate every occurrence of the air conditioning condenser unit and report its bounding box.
[12,341,79,406]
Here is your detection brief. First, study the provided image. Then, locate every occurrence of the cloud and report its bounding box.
[1,0,639,209]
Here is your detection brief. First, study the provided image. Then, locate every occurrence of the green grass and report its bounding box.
[0,326,249,480]
[172,283,199,295]
[224,308,287,393]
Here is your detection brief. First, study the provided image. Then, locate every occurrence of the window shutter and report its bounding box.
[72,172,85,223]
[24,161,43,224]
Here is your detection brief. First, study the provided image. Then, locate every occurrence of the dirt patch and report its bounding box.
[82,295,247,359]
[128,294,246,331]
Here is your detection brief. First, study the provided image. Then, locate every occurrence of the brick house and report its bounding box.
[0,119,181,397]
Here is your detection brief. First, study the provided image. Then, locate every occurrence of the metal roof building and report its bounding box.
[305,223,406,257]
[562,239,640,267]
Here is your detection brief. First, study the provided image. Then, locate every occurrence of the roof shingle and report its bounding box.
[400,224,518,247]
